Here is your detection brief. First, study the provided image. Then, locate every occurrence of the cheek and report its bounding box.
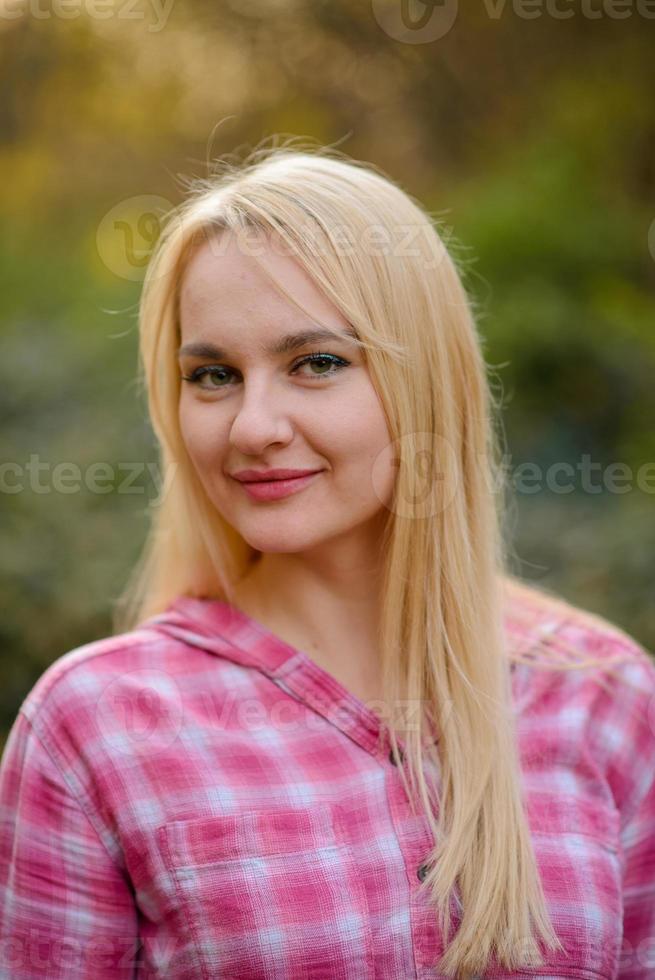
[358,398,396,505]
[178,403,223,471]
[332,397,394,491]
[354,389,392,460]
[178,404,200,463]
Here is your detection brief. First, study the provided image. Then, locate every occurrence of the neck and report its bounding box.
[230,550,385,705]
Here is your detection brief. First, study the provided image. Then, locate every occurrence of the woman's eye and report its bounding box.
[183,366,233,389]
[181,352,349,391]
[295,353,349,378]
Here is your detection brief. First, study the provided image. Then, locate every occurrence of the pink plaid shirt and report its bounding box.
[1,586,654,979]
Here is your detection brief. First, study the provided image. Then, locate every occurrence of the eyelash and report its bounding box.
[180,351,350,391]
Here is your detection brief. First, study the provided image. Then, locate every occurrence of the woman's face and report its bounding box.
[177,231,395,556]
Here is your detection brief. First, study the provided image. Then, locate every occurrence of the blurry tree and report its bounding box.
[1,0,653,744]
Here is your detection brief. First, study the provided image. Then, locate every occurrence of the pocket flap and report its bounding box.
[160,805,339,866]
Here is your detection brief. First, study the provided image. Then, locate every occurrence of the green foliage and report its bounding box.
[1,6,653,740]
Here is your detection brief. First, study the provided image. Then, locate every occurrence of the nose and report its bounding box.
[227,377,294,455]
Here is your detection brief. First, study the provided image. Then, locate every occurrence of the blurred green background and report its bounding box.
[1,1,654,749]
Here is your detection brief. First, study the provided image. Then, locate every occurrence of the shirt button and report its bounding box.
[417,862,429,882]
[388,747,404,765]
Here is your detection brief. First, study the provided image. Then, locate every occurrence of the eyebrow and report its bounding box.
[177,326,360,361]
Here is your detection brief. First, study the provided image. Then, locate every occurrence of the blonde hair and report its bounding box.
[112,138,643,978]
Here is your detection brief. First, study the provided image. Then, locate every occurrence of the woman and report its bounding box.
[1,143,653,979]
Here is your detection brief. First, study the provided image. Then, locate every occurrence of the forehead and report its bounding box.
[178,231,337,331]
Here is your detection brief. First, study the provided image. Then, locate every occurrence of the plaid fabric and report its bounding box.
[1,585,653,979]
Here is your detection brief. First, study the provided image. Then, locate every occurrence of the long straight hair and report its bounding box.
[113,140,642,978]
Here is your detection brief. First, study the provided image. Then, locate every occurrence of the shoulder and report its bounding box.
[17,625,175,728]
[502,574,653,673]
[503,576,655,821]
[502,575,655,712]
[13,618,219,771]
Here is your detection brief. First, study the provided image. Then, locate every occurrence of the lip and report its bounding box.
[231,468,323,483]
[234,471,323,501]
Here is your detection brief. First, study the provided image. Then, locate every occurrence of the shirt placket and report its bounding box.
[270,652,454,979]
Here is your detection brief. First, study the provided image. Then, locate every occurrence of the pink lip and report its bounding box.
[232,468,322,483]
[235,471,323,501]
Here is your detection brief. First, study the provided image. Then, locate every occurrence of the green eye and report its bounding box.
[181,352,349,391]
[293,352,349,378]
[181,366,234,388]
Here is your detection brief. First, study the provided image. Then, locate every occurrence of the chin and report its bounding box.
[241,536,316,555]
[237,522,332,555]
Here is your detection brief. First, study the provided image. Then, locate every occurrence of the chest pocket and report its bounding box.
[157,804,375,980]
